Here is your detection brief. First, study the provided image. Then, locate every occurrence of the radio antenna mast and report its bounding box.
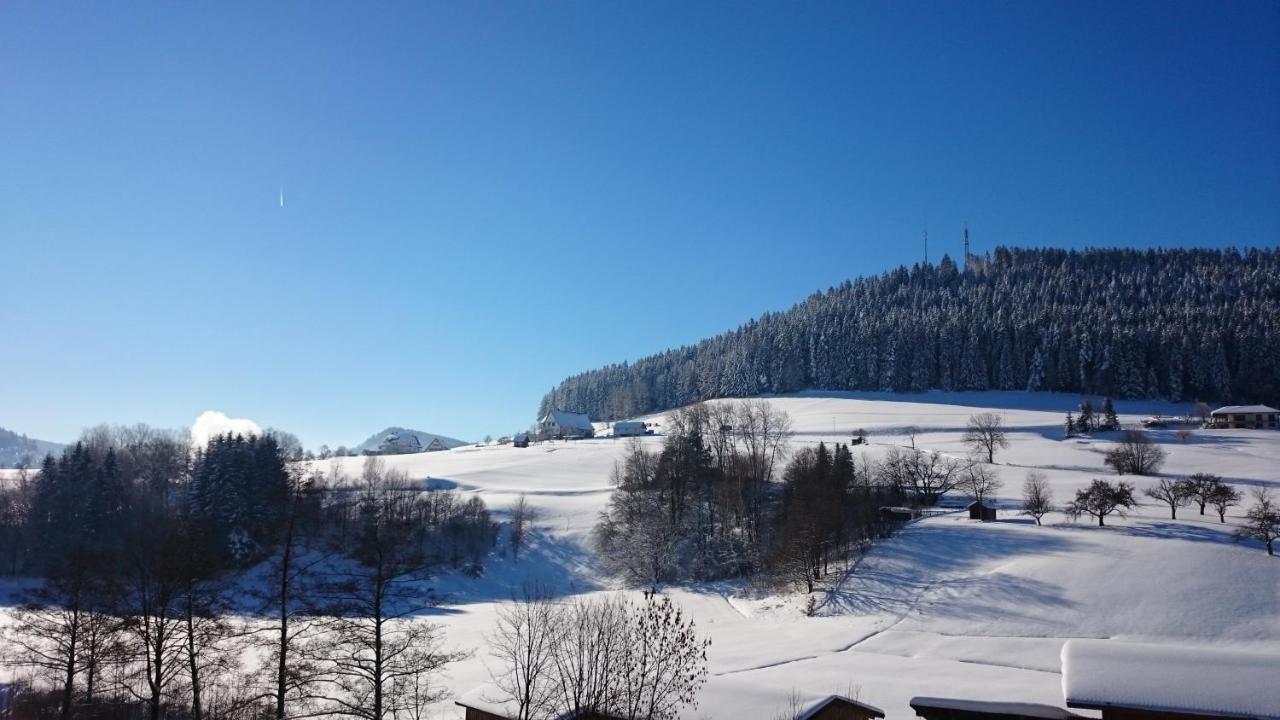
[923,230,929,265]
[963,224,970,271]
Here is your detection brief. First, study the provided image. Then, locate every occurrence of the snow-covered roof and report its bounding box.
[454,684,586,720]
[1061,639,1280,720]
[1211,404,1279,415]
[541,409,594,431]
[910,697,1082,719]
[799,695,885,719]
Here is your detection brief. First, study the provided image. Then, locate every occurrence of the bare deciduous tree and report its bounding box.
[613,594,710,720]
[879,447,964,506]
[963,413,1010,463]
[1208,482,1242,523]
[1237,489,1280,556]
[1103,430,1167,476]
[960,462,1003,505]
[488,587,560,720]
[549,596,626,718]
[509,494,534,561]
[1065,479,1137,527]
[1021,471,1053,526]
[1144,478,1192,520]
[1183,473,1222,516]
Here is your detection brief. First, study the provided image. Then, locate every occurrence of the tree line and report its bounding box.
[541,247,1280,421]
[0,424,498,720]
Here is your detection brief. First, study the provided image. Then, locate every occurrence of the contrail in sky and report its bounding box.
[279,189,285,208]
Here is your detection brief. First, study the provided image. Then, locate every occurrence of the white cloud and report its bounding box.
[190,410,261,449]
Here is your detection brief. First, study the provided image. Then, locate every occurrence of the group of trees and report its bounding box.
[1025,469,1276,556]
[487,590,709,720]
[1142,473,1242,521]
[594,401,797,587]
[1064,397,1120,436]
[596,402,1023,594]
[542,248,1280,421]
[0,426,498,720]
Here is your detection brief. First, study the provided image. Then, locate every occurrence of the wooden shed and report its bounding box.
[968,501,997,521]
[797,695,886,720]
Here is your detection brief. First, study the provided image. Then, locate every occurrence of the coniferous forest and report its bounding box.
[541,247,1280,420]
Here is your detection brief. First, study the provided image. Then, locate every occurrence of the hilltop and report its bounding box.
[353,426,469,454]
[0,426,63,468]
[541,247,1280,421]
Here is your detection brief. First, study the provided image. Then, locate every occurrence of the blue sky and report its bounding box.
[2,1,1278,447]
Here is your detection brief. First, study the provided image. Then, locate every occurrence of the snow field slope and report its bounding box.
[303,391,1280,717]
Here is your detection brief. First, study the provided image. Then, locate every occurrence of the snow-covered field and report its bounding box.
[299,391,1280,718]
[6,391,1278,718]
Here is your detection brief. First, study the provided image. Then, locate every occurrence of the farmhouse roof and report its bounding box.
[1211,404,1279,415]
[1061,639,1280,720]
[541,409,594,431]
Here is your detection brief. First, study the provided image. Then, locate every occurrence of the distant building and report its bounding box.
[375,432,421,455]
[968,501,997,522]
[1062,639,1280,720]
[425,437,446,452]
[1208,405,1279,430]
[613,420,646,437]
[538,409,595,439]
[512,432,529,448]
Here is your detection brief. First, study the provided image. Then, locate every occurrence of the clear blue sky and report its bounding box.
[3,1,1278,447]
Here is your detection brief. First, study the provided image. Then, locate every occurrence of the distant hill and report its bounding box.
[354,427,468,454]
[542,247,1280,420]
[0,426,64,468]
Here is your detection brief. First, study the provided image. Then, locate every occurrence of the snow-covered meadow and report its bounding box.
[4,392,1274,718]
[301,391,1280,719]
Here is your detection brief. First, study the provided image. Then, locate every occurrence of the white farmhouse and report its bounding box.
[1208,404,1279,429]
[538,409,595,439]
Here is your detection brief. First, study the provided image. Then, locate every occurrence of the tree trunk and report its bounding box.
[1097,514,1105,527]
[187,593,203,720]
[59,629,77,720]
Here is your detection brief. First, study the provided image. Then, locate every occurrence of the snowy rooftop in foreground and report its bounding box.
[911,697,1083,719]
[1061,639,1280,720]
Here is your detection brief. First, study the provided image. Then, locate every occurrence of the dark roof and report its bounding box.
[800,695,886,719]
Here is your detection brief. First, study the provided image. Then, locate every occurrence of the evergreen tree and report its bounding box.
[1078,400,1095,434]
[1101,397,1119,431]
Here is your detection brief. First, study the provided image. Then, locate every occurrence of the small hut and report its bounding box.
[796,695,886,720]
[968,500,997,522]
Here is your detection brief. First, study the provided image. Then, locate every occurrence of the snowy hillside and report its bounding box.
[353,426,469,453]
[307,391,1280,719]
[0,426,63,468]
